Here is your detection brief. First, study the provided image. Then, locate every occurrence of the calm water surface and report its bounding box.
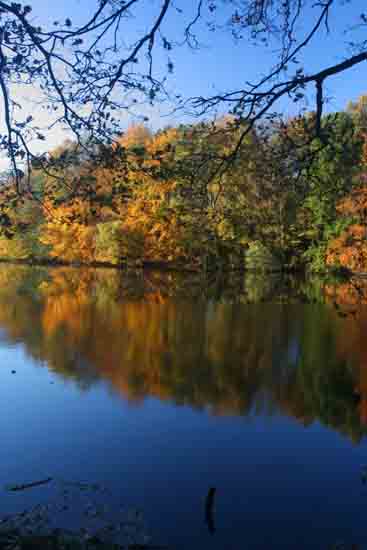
[1,265,367,549]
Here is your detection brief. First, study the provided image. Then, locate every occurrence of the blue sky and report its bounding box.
[1,0,367,166]
[37,0,366,113]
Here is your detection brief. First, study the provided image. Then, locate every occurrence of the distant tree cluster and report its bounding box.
[0,93,366,271]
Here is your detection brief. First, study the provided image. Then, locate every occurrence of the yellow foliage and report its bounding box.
[40,222,96,263]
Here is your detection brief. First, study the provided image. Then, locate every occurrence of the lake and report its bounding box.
[1,264,367,549]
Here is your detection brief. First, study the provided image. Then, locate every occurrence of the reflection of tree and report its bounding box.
[0,265,366,441]
[323,279,367,428]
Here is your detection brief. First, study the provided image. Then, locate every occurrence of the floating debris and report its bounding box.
[5,477,53,492]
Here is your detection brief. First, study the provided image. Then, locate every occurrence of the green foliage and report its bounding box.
[0,95,367,272]
[0,227,49,260]
[244,241,282,272]
[304,217,354,272]
[95,222,123,265]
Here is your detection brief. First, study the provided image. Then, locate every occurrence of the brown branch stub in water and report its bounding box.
[205,486,216,534]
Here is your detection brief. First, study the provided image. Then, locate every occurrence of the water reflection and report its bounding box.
[0,265,366,442]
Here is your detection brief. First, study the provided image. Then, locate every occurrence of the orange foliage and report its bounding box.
[39,125,209,266]
[119,128,207,266]
[326,222,367,272]
[326,183,367,271]
[40,198,97,262]
[325,131,367,272]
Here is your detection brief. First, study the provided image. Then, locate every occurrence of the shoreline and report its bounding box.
[0,256,362,279]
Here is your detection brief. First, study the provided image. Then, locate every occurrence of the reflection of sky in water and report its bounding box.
[0,267,367,549]
[1,341,367,550]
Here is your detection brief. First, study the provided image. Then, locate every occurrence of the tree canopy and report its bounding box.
[1,2,367,274]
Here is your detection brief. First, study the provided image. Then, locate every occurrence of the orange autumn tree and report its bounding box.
[39,124,238,268]
[40,142,128,264]
[118,127,211,267]
[39,127,209,267]
[326,135,367,272]
[40,197,98,263]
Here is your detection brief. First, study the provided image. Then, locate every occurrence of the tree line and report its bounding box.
[1,95,367,272]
